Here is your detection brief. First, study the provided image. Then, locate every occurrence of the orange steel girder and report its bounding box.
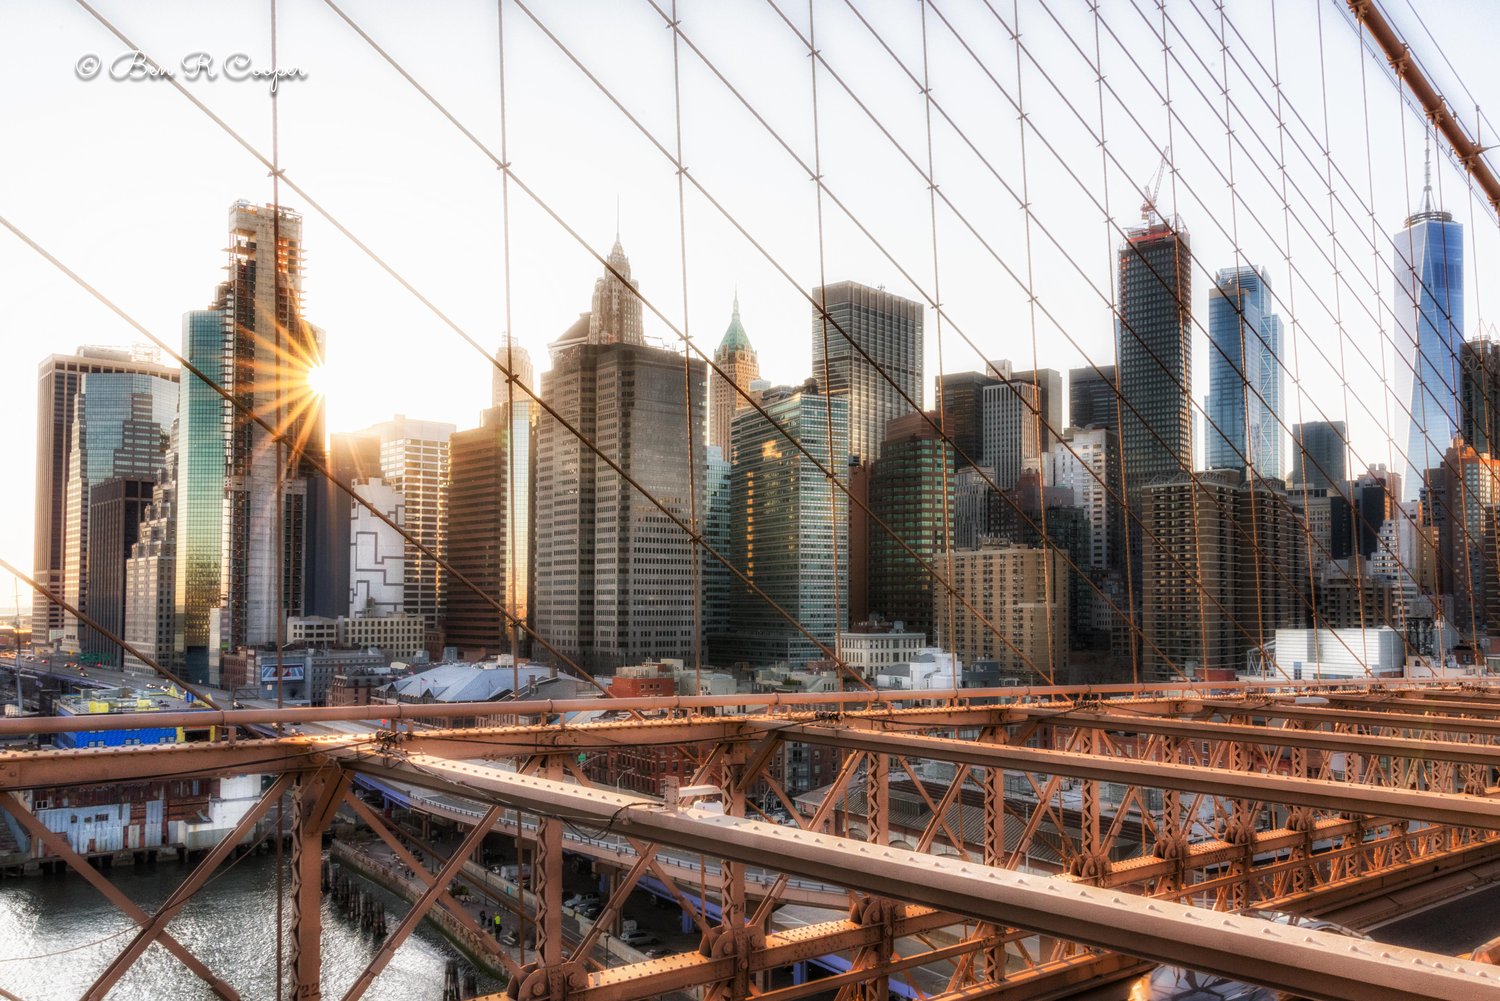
[0,792,243,1000]
[22,684,1500,998]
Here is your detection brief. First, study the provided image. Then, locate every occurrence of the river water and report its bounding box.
[0,852,502,1000]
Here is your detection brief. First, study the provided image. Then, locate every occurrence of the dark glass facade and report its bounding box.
[33,350,177,645]
[60,364,178,651]
[1291,421,1347,490]
[1460,339,1500,457]
[444,408,521,658]
[1116,222,1193,592]
[867,412,954,643]
[720,386,848,666]
[1069,365,1119,432]
[811,281,922,465]
[82,477,154,664]
[936,370,1001,469]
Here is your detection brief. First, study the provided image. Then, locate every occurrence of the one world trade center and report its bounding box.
[1394,146,1464,501]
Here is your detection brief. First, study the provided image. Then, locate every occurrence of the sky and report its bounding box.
[1,0,1497,615]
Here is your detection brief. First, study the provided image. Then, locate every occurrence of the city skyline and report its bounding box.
[3,2,1497,603]
[8,7,1500,1001]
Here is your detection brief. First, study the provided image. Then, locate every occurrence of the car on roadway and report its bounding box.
[618,929,660,948]
[564,893,599,909]
[577,902,603,920]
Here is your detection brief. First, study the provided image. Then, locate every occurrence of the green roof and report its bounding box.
[719,294,753,353]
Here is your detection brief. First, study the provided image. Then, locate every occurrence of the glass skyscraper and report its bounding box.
[722,385,849,666]
[868,412,955,644]
[811,281,923,465]
[1291,420,1348,490]
[216,201,326,652]
[175,310,230,684]
[1205,265,1283,479]
[57,360,178,652]
[1393,166,1464,500]
[33,348,177,646]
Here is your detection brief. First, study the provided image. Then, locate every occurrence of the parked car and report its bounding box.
[564,893,600,909]
[619,929,660,948]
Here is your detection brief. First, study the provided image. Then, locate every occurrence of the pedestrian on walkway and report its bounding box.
[493,913,503,940]
[479,909,487,929]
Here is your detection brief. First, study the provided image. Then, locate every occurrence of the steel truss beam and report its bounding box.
[0,740,322,791]
[343,791,526,982]
[1001,707,1500,767]
[6,679,1500,738]
[82,774,294,1000]
[0,793,242,1000]
[765,722,1500,830]
[363,755,1500,1001]
[290,769,352,1000]
[340,804,504,1000]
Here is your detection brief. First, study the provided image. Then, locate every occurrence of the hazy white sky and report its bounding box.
[1,0,1497,613]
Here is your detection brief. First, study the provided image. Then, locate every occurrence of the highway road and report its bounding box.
[1367,881,1500,956]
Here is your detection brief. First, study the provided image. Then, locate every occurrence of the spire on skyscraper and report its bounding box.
[1422,133,1435,215]
[718,292,753,354]
[589,226,644,346]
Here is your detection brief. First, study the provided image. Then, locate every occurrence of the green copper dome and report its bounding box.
[718,293,754,353]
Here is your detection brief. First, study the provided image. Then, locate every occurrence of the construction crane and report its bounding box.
[1139,146,1171,224]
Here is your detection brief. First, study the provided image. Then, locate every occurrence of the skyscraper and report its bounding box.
[490,337,537,653]
[53,355,178,654]
[704,445,732,646]
[33,347,177,647]
[981,367,1041,490]
[124,425,177,674]
[721,383,848,666]
[1069,365,1119,432]
[348,478,405,618]
[213,201,327,655]
[175,311,230,683]
[1205,265,1283,478]
[1425,440,1500,642]
[491,334,537,409]
[1118,220,1193,491]
[1141,472,1297,680]
[1011,367,1064,455]
[536,242,707,670]
[867,411,954,643]
[82,477,155,666]
[1117,218,1193,590]
[1047,427,1112,570]
[589,236,645,346]
[444,410,512,657]
[1291,421,1348,490]
[934,542,1066,680]
[811,281,923,465]
[1459,338,1500,456]
[325,431,383,624]
[936,369,1004,468]
[1394,150,1464,500]
[358,416,456,645]
[709,296,759,454]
